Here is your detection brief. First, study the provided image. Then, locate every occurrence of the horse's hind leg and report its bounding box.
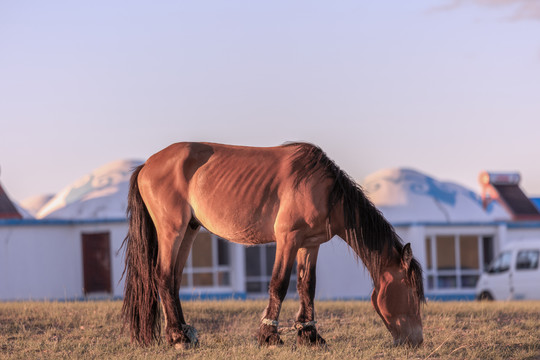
[258,238,298,346]
[154,209,200,349]
[295,246,326,346]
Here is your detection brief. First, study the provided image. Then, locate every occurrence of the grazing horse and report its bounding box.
[121,142,425,349]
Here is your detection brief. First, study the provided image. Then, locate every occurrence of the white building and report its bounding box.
[363,168,540,300]
[1,161,539,301]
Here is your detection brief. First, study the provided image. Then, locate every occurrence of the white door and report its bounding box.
[511,249,540,300]
[484,251,512,300]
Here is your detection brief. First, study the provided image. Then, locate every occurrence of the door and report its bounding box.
[82,232,112,295]
[511,249,540,300]
[484,251,512,300]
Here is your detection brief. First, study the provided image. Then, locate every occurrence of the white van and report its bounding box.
[476,239,540,300]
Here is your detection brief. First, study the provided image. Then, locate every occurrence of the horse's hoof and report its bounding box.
[258,333,284,346]
[167,324,199,350]
[257,325,283,346]
[297,327,327,348]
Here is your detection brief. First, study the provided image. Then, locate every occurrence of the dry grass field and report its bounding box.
[1,299,539,359]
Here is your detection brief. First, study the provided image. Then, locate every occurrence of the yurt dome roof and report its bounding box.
[26,163,511,224]
[362,168,511,224]
[36,159,143,220]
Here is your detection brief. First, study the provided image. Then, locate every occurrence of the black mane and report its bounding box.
[286,142,425,302]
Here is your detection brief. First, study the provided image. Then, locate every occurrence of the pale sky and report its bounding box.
[1,0,540,203]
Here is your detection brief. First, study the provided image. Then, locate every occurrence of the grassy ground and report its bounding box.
[0,300,539,359]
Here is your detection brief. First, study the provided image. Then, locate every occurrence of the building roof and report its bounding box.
[16,163,526,225]
[36,159,143,220]
[478,171,540,221]
[362,168,511,224]
[19,194,54,217]
[0,181,22,219]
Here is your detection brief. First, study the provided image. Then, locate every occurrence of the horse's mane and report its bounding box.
[285,142,425,302]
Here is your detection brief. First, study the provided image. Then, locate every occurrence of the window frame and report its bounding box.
[515,249,540,271]
[180,232,233,290]
[425,232,495,291]
[245,243,297,296]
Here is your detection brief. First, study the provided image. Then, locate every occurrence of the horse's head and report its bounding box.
[371,243,424,347]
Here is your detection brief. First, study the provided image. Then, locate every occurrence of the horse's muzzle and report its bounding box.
[394,327,423,347]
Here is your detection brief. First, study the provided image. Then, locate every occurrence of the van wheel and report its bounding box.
[477,291,493,301]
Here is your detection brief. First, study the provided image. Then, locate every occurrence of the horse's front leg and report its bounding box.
[258,240,298,346]
[295,246,326,346]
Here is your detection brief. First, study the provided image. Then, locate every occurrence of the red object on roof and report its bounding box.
[479,171,540,221]
[0,181,22,219]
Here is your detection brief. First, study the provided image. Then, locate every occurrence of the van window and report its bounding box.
[489,251,511,273]
[516,250,539,271]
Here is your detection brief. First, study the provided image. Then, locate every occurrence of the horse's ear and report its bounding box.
[401,243,413,270]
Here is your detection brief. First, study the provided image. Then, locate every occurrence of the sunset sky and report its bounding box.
[1,0,539,203]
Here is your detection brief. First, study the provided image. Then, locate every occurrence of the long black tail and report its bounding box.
[120,164,161,345]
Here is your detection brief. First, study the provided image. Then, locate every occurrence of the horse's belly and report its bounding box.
[191,200,277,245]
[197,217,276,245]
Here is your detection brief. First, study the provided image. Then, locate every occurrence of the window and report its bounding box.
[437,236,456,271]
[460,236,479,270]
[459,235,480,288]
[516,250,539,271]
[425,237,432,270]
[483,236,495,271]
[180,232,231,289]
[488,251,511,274]
[245,243,297,295]
[425,234,493,290]
[436,235,457,289]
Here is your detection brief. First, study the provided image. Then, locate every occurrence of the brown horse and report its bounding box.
[121,142,425,349]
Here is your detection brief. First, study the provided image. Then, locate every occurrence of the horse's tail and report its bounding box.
[120,164,161,345]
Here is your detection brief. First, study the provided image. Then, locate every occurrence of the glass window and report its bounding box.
[489,251,511,273]
[460,236,479,270]
[181,231,232,289]
[425,237,432,270]
[217,272,230,286]
[217,237,230,266]
[461,275,479,288]
[427,233,493,291]
[265,245,276,275]
[180,273,188,288]
[193,272,213,286]
[246,281,263,293]
[192,232,213,268]
[245,246,261,276]
[437,236,456,270]
[516,250,539,270]
[245,243,297,294]
[427,275,434,290]
[437,275,457,289]
[483,237,495,271]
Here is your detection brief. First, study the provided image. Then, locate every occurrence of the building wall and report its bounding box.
[316,236,372,300]
[1,224,80,300]
[3,219,540,301]
[0,222,128,301]
[0,221,248,301]
[507,227,540,243]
